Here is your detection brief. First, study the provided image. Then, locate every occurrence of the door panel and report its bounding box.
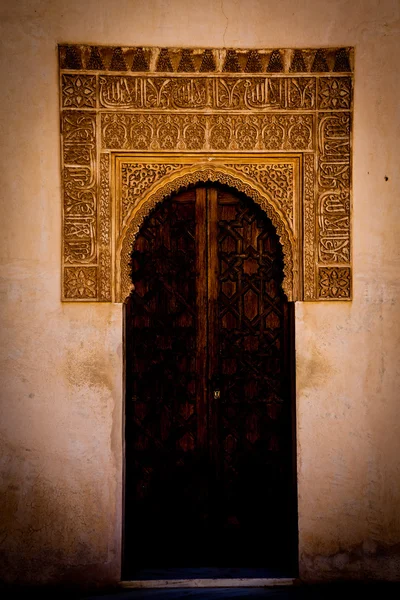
[124,185,296,574]
[124,190,208,570]
[209,189,294,566]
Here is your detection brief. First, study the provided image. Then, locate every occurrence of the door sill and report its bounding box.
[120,577,296,589]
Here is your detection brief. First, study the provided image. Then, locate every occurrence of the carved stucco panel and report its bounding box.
[98,154,112,301]
[303,153,316,300]
[116,164,298,303]
[120,162,186,229]
[101,112,314,152]
[59,44,353,302]
[96,75,318,111]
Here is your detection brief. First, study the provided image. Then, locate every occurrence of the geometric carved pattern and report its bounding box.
[123,187,296,569]
[318,267,351,299]
[60,45,352,74]
[216,190,294,554]
[318,77,352,110]
[62,74,96,108]
[59,45,353,301]
[64,267,97,299]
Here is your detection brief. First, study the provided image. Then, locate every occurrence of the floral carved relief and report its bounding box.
[62,74,97,108]
[318,267,351,299]
[64,267,97,299]
[101,113,313,152]
[121,163,185,228]
[229,163,294,224]
[59,45,353,301]
[117,165,297,304]
[317,77,352,110]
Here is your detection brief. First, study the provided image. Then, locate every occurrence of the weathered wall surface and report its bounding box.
[0,0,399,585]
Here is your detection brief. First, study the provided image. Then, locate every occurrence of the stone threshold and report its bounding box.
[120,577,296,588]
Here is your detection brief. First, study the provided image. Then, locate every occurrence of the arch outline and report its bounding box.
[116,163,299,303]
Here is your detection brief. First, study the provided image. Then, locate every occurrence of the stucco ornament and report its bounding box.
[59,45,353,301]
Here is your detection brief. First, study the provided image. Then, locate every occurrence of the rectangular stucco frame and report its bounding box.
[59,45,353,302]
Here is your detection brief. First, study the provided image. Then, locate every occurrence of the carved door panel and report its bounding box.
[124,189,207,571]
[124,186,296,575]
[208,188,296,567]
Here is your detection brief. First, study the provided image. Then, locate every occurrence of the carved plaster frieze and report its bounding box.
[101,113,314,152]
[96,76,318,110]
[59,44,353,302]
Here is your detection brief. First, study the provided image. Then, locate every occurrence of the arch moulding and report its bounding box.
[116,162,297,303]
[59,44,353,302]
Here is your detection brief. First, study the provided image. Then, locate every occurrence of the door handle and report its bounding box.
[213,389,221,400]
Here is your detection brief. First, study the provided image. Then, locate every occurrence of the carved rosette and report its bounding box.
[62,74,96,108]
[64,267,97,299]
[59,44,353,301]
[318,267,351,299]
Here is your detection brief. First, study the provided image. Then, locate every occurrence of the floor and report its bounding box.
[2,582,400,600]
[90,584,400,599]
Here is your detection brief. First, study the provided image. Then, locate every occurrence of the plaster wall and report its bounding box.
[0,0,399,585]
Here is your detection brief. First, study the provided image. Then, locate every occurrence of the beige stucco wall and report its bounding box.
[0,0,399,586]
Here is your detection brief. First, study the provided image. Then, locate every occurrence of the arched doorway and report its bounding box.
[123,184,297,577]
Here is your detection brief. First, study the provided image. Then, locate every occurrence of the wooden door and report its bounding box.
[123,185,296,575]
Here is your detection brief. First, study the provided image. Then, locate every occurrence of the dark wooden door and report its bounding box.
[124,185,296,575]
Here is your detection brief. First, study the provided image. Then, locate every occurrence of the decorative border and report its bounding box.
[59,46,353,74]
[59,45,353,302]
